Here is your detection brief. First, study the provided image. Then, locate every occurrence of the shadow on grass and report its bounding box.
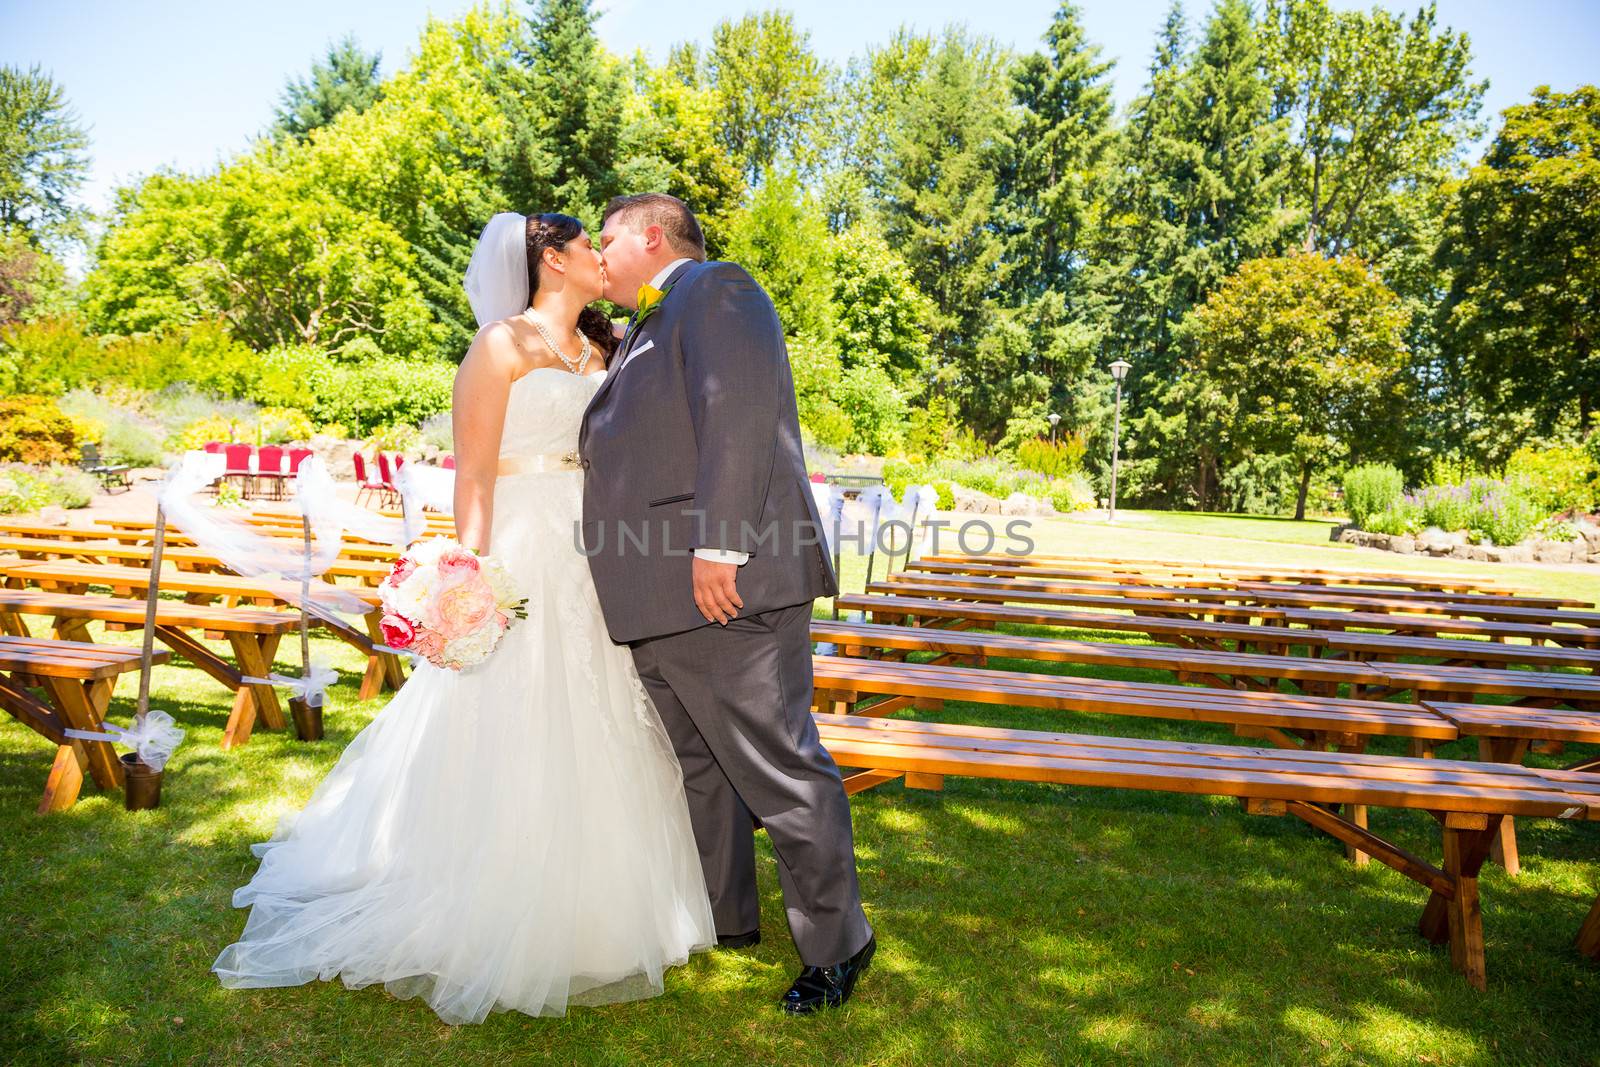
[0,629,1597,1065]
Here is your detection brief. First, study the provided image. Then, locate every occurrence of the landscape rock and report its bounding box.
[310,434,358,482]
[1001,492,1057,517]
[951,484,1004,515]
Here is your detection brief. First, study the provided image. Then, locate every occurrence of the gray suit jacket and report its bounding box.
[578,260,838,643]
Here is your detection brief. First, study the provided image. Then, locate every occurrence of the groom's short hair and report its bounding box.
[603,193,707,261]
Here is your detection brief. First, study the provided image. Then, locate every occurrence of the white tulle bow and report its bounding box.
[240,663,340,708]
[64,710,186,772]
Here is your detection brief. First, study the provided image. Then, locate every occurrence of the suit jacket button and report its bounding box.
[580,458,591,469]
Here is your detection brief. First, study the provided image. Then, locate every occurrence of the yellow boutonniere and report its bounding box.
[637,282,666,313]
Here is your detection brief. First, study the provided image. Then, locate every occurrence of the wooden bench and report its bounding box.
[908,558,1585,609]
[1324,630,1600,671]
[918,552,1525,594]
[813,618,1383,698]
[0,560,402,700]
[812,711,1598,989]
[0,589,301,748]
[866,579,1287,623]
[1279,607,1600,648]
[0,636,171,812]
[0,537,394,585]
[837,593,1329,655]
[876,574,1600,630]
[921,556,1529,598]
[90,518,402,562]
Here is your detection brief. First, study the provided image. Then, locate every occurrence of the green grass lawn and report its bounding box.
[3,517,1599,1065]
[1065,508,1346,547]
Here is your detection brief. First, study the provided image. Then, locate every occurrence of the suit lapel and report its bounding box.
[583,260,699,425]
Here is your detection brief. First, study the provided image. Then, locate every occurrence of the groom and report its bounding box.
[579,193,875,1013]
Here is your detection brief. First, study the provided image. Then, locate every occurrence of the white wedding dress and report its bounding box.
[212,367,716,1024]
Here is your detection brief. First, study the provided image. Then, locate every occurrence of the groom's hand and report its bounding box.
[692,556,744,625]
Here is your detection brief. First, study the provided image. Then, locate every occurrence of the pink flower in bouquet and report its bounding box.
[432,575,498,639]
[386,555,417,587]
[379,613,417,650]
[412,627,446,661]
[437,547,480,578]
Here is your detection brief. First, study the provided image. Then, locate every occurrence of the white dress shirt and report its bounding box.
[628,257,749,568]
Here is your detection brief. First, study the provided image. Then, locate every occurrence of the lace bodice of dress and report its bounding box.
[499,366,607,459]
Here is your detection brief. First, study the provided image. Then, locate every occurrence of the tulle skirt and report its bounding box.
[212,471,716,1023]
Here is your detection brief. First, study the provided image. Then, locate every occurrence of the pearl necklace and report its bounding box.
[522,310,592,375]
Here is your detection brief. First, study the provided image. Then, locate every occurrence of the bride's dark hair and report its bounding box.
[525,212,617,359]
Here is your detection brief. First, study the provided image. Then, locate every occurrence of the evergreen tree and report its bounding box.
[272,36,383,142]
[0,64,90,247]
[877,30,1016,436]
[493,0,624,221]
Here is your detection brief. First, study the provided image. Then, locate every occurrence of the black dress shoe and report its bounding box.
[780,935,875,1015]
[716,929,761,949]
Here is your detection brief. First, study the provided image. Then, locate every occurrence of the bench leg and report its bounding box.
[1418,818,1499,991]
[227,632,287,733]
[1577,893,1600,960]
[42,677,124,792]
[1479,737,1530,876]
[40,740,90,813]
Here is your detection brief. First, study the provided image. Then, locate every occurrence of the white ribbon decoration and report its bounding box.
[64,710,186,772]
[238,663,340,709]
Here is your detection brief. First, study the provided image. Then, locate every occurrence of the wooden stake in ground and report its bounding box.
[134,506,168,725]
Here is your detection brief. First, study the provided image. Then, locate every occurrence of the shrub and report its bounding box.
[1506,444,1598,514]
[58,388,169,467]
[421,412,453,452]
[173,415,242,452]
[1365,494,1424,536]
[257,407,314,444]
[0,464,95,513]
[1417,483,1474,531]
[364,423,422,454]
[1047,472,1096,513]
[834,361,906,455]
[1016,436,1086,479]
[1469,488,1543,546]
[1343,463,1405,528]
[0,395,77,464]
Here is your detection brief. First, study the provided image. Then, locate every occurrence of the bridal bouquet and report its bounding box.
[377,537,527,670]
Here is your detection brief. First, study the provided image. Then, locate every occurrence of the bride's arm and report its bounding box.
[451,325,517,554]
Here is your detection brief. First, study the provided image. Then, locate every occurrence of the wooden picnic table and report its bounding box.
[813,710,1599,989]
[1278,607,1600,647]
[815,618,1600,711]
[0,560,402,700]
[909,557,1578,606]
[0,588,301,748]
[922,551,1524,594]
[875,573,1600,630]
[1323,630,1600,671]
[867,578,1290,623]
[838,592,1330,654]
[0,536,393,584]
[0,635,171,812]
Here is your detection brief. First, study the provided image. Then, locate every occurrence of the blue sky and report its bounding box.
[3,0,1597,219]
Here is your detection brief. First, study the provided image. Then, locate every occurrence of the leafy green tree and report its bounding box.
[827,220,935,381]
[705,11,831,183]
[272,35,384,142]
[83,163,435,357]
[617,54,746,253]
[721,169,836,344]
[0,65,90,246]
[1437,85,1600,445]
[1177,251,1411,518]
[1262,0,1483,254]
[0,226,70,324]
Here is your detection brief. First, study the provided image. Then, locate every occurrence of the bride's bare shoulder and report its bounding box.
[462,318,526,376]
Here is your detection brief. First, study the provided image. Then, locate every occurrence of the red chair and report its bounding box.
[256,445,286,500]
[203,441,224,454]
[376,453,401,507]
[353,452,387,508]
[288,447,314,474]
[223,443,255,498]
[441,455,456,470]
[393,454,406,470]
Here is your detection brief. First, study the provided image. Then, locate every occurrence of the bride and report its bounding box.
[211,212,716,1024]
